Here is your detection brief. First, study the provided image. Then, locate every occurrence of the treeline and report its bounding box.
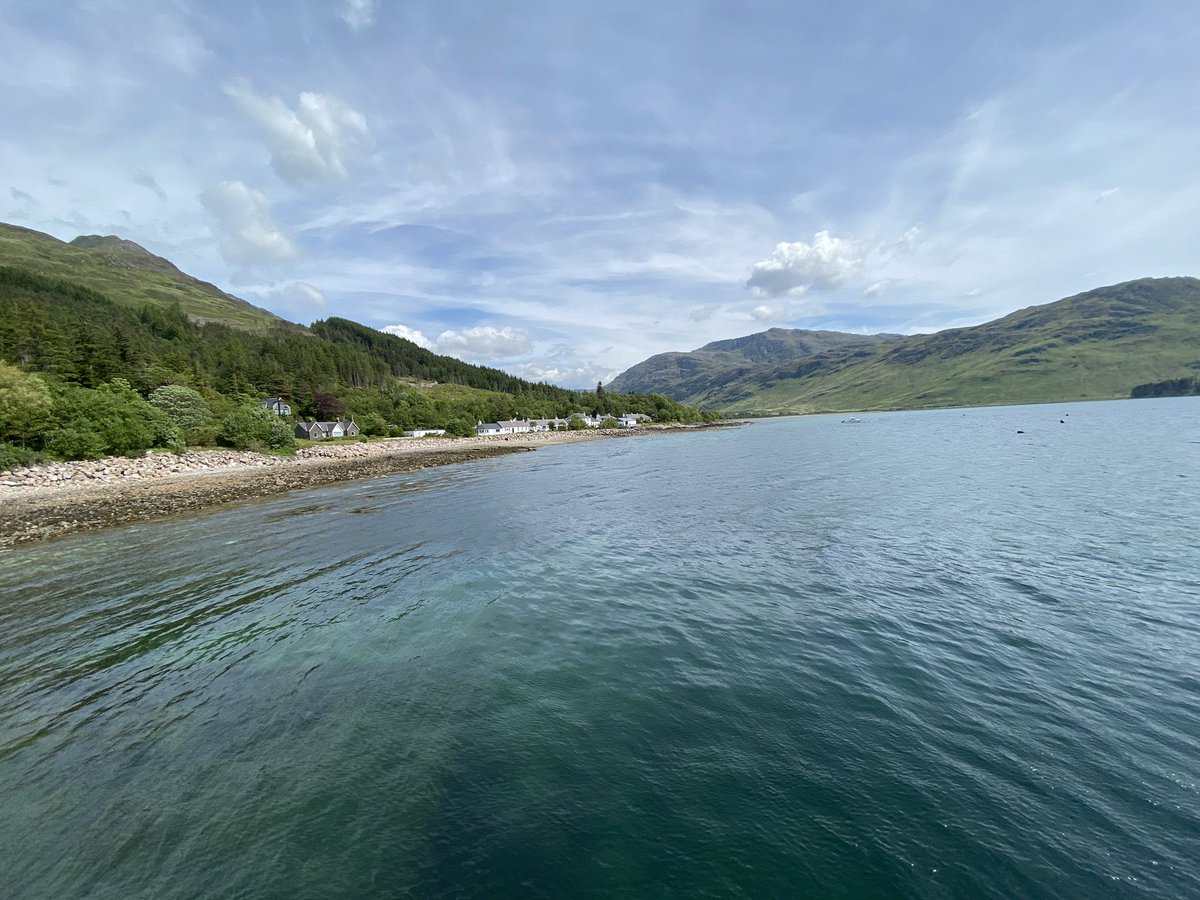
[1130,376,1200,398]
[0,266,714,467]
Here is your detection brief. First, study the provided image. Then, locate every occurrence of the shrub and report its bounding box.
[148,384,211,431]
[183,424,220,448]
[0,362,54,447]
[49,379,182,460]
[446,417,475,438]
[0,441,45,471]
[219,405,295,452]
[356,412,388,437]
[44,424,108,461]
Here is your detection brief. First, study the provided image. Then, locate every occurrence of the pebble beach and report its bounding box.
[0,425,737,548]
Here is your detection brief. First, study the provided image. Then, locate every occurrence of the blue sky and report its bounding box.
[2,1,1198,387]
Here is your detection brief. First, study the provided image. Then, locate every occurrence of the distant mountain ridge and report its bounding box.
[0,223,286,331]
[609,328,900,397]
[610,277,1200,414]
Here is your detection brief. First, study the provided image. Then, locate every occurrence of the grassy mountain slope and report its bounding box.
[617,277,1200,415]
[608,328,900,396]
[0,224,286,331]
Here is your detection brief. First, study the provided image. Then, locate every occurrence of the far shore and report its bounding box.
[0,423,741,549]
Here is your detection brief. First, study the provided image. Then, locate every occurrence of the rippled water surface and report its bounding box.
[2,399,1198,898]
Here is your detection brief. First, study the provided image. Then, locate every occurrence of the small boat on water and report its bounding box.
[841,416,863,424]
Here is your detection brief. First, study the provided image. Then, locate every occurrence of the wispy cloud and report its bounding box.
[340,0,378,32]
[133,171,167,202]
[224,79,370,186]
[200,180,296,267]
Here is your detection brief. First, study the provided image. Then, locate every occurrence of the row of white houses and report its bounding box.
[264,396,654,441]
[475,413,650,436]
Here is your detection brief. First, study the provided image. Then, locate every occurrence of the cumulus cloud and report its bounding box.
[381,324,432,348]
[745,228,922,301]
[507,344,617,389]
[200,180,296,267]
[224,79,369,185]
[689,304,720,322]
[379,324,529,361]
[745,231,865,297]
[340,0,377,31]
[434,326,530,361]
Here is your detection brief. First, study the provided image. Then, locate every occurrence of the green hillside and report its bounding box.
[0,224,286,331]
[0,256,710,467]
[613,278,1200,415]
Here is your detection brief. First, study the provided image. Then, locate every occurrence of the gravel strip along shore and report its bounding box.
[0,425,739,549]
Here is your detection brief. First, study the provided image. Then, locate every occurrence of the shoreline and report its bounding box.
[0,424,740,549]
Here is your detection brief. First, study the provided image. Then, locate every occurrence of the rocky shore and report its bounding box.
[0,424,740,549]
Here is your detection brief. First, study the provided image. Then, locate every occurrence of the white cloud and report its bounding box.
[381,324,433,348]
[292,282,326,306]
[379,323,530,361]
[340,0,377,31]
[862,280,886,298]
[433,326,530,361]
[745,231,865,297]
[507,343,617,389]
[749,297,826,322]
[247,280,326,318]
[224,79,369,185]
[200,180,296,267]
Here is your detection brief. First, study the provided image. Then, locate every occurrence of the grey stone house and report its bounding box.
[295,419,361,440]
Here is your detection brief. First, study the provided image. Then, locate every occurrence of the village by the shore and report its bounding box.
[265,393,655,441]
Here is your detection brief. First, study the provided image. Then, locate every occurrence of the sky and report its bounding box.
[2,1,1198,387]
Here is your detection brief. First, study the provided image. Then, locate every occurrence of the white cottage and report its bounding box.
[259,397,292,417]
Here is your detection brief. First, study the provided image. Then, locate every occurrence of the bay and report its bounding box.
[1,398,1198,898]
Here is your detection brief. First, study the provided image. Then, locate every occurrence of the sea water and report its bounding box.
[1,398,1197,898]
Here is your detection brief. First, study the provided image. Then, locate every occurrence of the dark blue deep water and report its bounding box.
[2,398,1198,898]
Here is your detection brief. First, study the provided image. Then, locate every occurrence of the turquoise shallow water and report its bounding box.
[1,398,1198,898]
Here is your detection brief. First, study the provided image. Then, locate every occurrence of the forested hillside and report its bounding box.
[0,265,711,468]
